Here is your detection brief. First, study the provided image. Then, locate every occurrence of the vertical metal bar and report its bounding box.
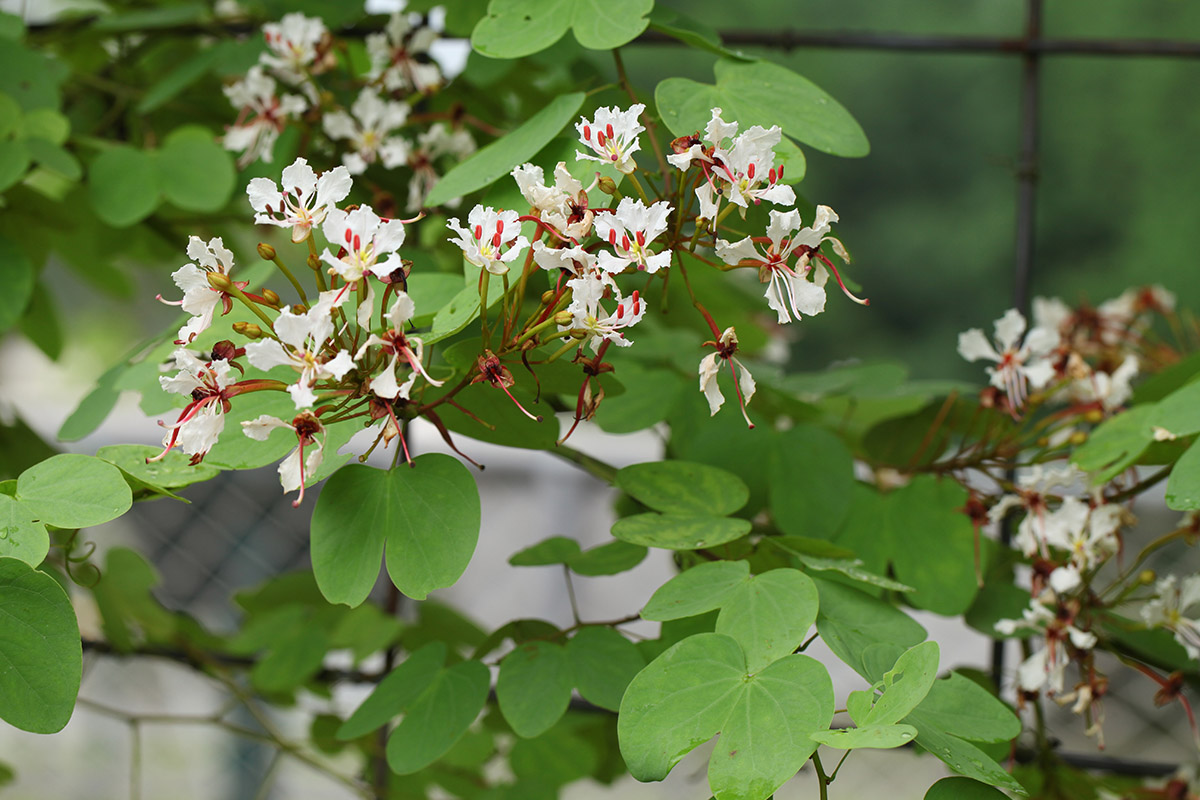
[993,0,1044,691]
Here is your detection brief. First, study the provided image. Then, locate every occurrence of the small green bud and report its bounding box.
[232,321,263,339]
[207,272,233,291]
[541,290,557,306]
[1069,431,1088,446]
[307,253,321,271]
[1139,569,1157,585]
[262,289,281,307]
[570,329,587,340]
[1084,409,1104,424]
[596,175,618,196]
[553,311,574,326]
[256,242,277,261]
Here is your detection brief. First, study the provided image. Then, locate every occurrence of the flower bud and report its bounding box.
[262,289,281,307]
[1084,409,1104,424]
[541,290,557,306]
[1069,431,1088,446]
[553,311,574,326]
[307,253,321,271]
[211,340,239,361]
[1139,569,1157,585]
[256,242,277,261]
[291,304,308,315]
[232,321,264,339]
[596,175,619,196]
[207,272,233,291]
[570,329,587,340]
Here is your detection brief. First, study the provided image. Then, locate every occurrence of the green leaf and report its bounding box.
[655,59,869,158]
[425,92,585,206]
[0,233,34,334]
[96,444,220,491]
[1150,380,1200,437]
[157,126,235,212]
[386,659,490,774]
[768,535,913,593]
[16,454,132,528]
[311,457,481,605]
[510,725,598,786]
[91,548,176,651]
[471,0,652,59]
[567,539,647,576]
[21,109,68,144]
[813,577,926,681]
[0,39,67,111]
[17,280,62,360]
[1071,404,1156,483]
[862,641,939,726]
[0,557,81,733]
[1166,439,1200,511]
[618,632,834,800]
[925,777,1012,800]
[909,672,1020,744]
[0,138,29,192]
[642,560,750,621]
[509,536,581,566]
[646,7,750,62]
[887,476,980,615]
[251,625,330,692]
[769,424,854,539]
[24,139,79,181]
[88,147,160,227]
[810,724,917,750]
[715,568,819,673]
[498,641,573,738]
[337,642,446,740]
[92,4,209,31]
[0,495,47,567]
[910,724,1026,795]
[566,626,645,711]
[136,46,221,113]
[615,460,749,516]
[612,513,750,550]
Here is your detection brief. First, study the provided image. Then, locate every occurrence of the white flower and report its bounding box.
[988,463,1087,558]
[594,198,672,274]
[354,292,443,400]
[698,327,756,428]
[323,88,411,174]
[319,205,407,288]
[958,308,1060,410]
[158,236,238,344]
[260,13,326,86]
[154,351,236,462]
[244,294,355,408]
[996,601,1096,694]
[575,104,644,174]
[242,411,326,505]
[1067,354,1139,412]
[405,123,475,211]
[717,206,854,324]
[1142,574,1200,660]
[446,206,529,275]
[531,241,596,278]
[247,157,352,243]
[564,274,645,353]
[222,66,307,167]
[511,161,592,240]
[366,13,442,93]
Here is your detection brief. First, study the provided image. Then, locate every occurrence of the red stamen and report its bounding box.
[747,162,755,179]
[353,235,361,252]
[608,229,617,245]
[778,164,784,180]
[632,290,641,315]
[768,167,776,183]
[635,230,645,247]
[597,131,607,147]
[583,124,591,141]
[474,224,482,240]
[605,123,614,140]
[621,234,630,251]
[344,228,352,244]
[492,232,502,248]
[616,304,624,320]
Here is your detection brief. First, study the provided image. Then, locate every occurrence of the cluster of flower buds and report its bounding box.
[221,11,474,210]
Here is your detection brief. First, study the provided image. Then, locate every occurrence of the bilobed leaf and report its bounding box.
[566,539,647,576]
[425,92,584,206]
[615,461,749,516]
[768,424,854,539]
[612,513,750,550]
[497,641,573,738]
[158,126,235,212]
[810,724,917,750]
[509,536,581,566]
[24,139,80,181]
[910,723,1026,795]
[908,672,1021,744]
[887,476,980,616]
[0,557,81,733]
[251,626,330,692]
[471,0,652,59]
[311,456,481,605]
[89,146,160,227]
[1166,439,1200,511]
[0,38,67,111]
[0,495,47,567]
[715,568,819,673]
[16,454,132,528]
[925,777,1012,800]
[862,641,939,726]
[813,577,926,681]
[337,642,447,740]
[642,560,751,621]
[96,444,220,491]
[0,234,34,334]
[566,626,645,711]
[386,659,490,774]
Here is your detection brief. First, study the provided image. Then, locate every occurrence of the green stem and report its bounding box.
[627,171,652,204]
[272,255,309,305]
[225,282,279,333]
[480,270,492,347]
[812,751,830,800]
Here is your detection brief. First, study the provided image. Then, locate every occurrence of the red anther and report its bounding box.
[747,162,756,180]
[353,235,361,252]
[583,125,591,141]
[474,224,483,240]
[495,219,504,234]
[768,167,776,183]
[778,164,784,180]
[337,247,348,259]
[632,290,641,314]
[616,304,624,319]
[621,234,630,251]
[606,123,614,140]
[294,185,303,197]
[597,132,607,147]
[608,229,617,245]
[344,228,352,244]
[492,232,502,248]
[635,230,645,247]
